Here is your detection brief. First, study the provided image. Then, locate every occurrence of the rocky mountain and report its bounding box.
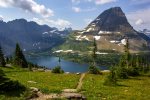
[0,19,71,55]
[72,7,150,53]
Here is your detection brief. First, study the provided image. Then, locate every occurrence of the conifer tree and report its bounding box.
[13,43,28,68]
[58,56,61,66]
[0,45,6,67]
[117,38,129,79]
[104,67,117,86]
[92,38,97,66]
[124,38,131,68]
[88,38,100,74]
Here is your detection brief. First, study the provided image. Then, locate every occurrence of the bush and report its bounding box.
[88,65,101,74]
[52,66,64,73]
[104,67,118,86]
[127,66,140,76]
[116,66,128,79]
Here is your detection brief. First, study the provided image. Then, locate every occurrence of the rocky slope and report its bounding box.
[72,7,150,53]
[0,19,71,55]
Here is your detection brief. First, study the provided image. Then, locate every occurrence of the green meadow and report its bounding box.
[0,67,150,100]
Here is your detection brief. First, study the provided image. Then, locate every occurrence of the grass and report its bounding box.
[1,67,150,100]
[0,67,80,99]
[2,67,80,93]
[82,73,150,100]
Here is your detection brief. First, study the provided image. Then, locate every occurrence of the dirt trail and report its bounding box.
[31,73,86,100]
[76,73,86,90]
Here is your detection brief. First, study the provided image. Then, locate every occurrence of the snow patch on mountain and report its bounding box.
[110,40,120,43]
[42,32,49,34]
[96,52,108,55]
[121,39,126,45]
[94,36,101,40]
[53,50,74,53]
[75,35,89,41]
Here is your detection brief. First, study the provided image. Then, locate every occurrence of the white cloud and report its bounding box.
[127,8,150,30]
[0,15,3,21]
[72,7,81,13]
[33,18,71,28]
[71,0,81,4]
[71,0,117,5]
[95,0,117,5]
[0,0,54,17]
[135,19,144,25]
[72,6,96,13]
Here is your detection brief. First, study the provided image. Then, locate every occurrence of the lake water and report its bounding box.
[27,56,108,73]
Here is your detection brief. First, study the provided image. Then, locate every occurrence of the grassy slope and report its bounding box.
[0,67,80,99]
[1,67,150,100]
[82,73,150,100]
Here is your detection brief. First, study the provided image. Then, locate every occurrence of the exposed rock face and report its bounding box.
[76,7,150,52]
[86,7,133,33]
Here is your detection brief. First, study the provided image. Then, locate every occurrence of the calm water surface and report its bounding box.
[27,56,108,73]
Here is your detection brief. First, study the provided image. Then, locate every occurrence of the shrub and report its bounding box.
[88,65,100,74]
[104,67,118,86]
[116,66,128,79]
[52,66,64,73]
[127,66,140,76]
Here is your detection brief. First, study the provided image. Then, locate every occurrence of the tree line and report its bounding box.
[0,43,42,69]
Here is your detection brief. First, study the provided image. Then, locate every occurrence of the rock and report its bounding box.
[28,81,37,84]
[62,89,77,93]
[76,72,80,75]
[65,72,70,74]
[30,87,39,92]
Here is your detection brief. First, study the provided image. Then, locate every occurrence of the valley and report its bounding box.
[0,2,150,99]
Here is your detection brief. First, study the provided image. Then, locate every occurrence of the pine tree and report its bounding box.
[104,67,118,86]
[124,38,131,68]
[0,45,6,67]
[116,38,130,79]
[92,38,97,66]
[0,68,26,92]
[13,43,28,68]
[88,38,100,74]
[58,56,61,66]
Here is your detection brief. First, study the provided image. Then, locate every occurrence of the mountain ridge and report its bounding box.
[0,18,71,55]
[57,7,150,53]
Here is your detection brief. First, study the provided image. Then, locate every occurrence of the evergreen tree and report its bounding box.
[104,67,118,86]
[124,38,131,68]
[92,38,97,66]
[0,45,6,67]
[13,43,28,68]
[88,38,100,74]
[6,57,9,64]
[116,38,130,79]
[58,56,61,66]
[0,68,26,93]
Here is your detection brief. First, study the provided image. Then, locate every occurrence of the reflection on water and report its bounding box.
[27,56,108,73]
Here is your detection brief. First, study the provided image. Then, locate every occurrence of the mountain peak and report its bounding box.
[108,7,124,17]
[12,18,27,23]
[85,7,133,33]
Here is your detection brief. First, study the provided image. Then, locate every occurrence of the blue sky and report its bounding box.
[0,0,150,30]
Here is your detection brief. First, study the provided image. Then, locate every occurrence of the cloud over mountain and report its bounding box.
[127,7,150,29]
[33,18,71,28]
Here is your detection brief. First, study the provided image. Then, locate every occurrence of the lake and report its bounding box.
[27,56,108,73]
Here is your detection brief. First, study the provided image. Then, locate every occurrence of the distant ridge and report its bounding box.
[0,19,72,55]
